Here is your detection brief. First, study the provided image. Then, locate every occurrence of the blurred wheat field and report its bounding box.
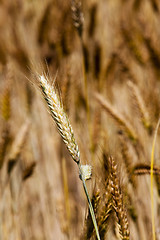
[0,0,160,239]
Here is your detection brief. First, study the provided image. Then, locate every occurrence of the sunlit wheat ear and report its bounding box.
[39,75,80,163]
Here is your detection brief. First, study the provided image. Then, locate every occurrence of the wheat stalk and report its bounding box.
[38,74,101,240]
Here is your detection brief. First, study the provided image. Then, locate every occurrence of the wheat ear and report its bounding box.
[39,74,101,240]
[40,75,80,163]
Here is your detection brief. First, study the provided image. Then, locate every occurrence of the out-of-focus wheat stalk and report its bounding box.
[95,92,137,141]
[38,74,101,240]
[127,81,152,133]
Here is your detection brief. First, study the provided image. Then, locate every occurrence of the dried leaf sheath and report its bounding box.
[39,75,80,163]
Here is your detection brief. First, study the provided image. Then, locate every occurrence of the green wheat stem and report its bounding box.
[78,162,101,240]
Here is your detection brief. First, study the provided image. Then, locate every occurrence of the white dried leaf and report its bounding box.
[79,164,92,181]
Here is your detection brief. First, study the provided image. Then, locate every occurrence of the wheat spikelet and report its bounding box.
[97,153,114,239]
[95,93,137,141]
[71,0,84,37]
[109,156,130,240]
[39,75,80,163]
[98,200,112,240]
[127,81,152,133]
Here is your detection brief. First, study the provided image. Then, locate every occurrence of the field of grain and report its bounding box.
[0,0,160,239]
